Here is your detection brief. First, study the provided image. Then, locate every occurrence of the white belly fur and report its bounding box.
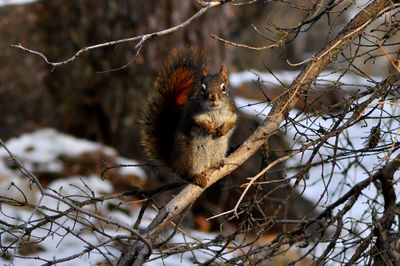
[189,108,236,175]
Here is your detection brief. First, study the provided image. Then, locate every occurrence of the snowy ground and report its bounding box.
[231,70,400,262]
[1,1,398,264]
[0,69,398,265]
[232,69,400,208]
[0,129,239,265]
[1,71,397,265]
[0,129,142,265]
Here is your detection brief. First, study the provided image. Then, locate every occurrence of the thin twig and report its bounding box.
[11,0,226,69]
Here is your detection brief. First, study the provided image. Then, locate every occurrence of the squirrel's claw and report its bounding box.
[213,159,225,169]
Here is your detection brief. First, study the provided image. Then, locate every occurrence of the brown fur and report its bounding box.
[141,49,237,188]
[141,48,205,163]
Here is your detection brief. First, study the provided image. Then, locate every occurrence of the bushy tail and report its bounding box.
[141,48,205,163]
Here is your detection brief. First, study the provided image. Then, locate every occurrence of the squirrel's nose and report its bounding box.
[210,93,220,101]
[209,94,219,107]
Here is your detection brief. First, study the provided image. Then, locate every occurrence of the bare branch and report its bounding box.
[11,0,228,69]
[117,0,400,264]
[3,1,400,265]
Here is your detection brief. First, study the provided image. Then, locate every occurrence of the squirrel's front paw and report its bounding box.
[216,124,229,137]
[216,119,236,137]
[192,173,207,188]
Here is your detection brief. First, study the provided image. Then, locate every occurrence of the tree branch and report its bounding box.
[11,0,228,70]
[117,0,399,265]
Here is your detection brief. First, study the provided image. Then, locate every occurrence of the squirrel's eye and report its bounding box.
[221,83,227,94]
[201,84,206,93]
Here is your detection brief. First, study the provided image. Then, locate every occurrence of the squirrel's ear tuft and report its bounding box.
[220,64,228,83]
[202,66,208,76]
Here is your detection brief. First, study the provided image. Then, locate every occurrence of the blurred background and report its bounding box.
[1,0,396,228]
[1,0,398,264]
[0,0,330,229]
[2,0,393,150]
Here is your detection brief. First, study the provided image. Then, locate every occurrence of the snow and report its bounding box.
[116,157,146,179]
[0,0,394,263]
[230,69,383,90]
[0,67,397,264]
[0,0,35,6]
[233,71,400,214]
[0,128,234,266]
[1,128,116,162]
[232,70,400,263]
[0,128,149,265]
[235,96,271,119]
[0,128,116,176]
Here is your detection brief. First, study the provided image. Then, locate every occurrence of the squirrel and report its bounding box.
[141,48,237,188]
